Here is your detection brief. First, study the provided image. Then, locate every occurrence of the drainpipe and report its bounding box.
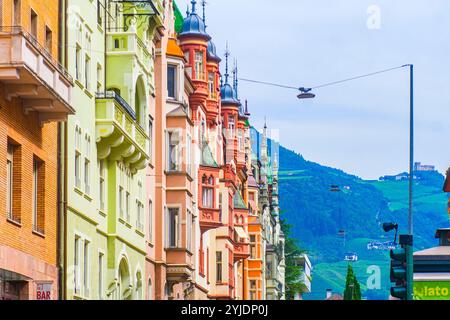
[57,0,67,301]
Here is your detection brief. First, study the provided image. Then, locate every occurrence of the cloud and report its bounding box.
[179,0,450,178]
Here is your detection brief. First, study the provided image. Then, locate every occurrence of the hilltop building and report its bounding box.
[414,162,435,172]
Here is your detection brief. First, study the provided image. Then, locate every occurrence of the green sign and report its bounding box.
[414,281,450,300]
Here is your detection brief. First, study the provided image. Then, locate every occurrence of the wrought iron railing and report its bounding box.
[96,91,137,121]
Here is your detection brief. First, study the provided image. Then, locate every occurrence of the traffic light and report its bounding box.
[389,235,413,300]
[390,247,407,299]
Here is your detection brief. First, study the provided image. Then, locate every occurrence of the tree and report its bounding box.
[281,218,308,300]
[343,265,362,300]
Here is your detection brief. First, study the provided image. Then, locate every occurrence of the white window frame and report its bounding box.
[167,207,180,248]
[6,143,14,220]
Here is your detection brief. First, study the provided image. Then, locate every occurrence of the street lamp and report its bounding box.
[297,87,316,100]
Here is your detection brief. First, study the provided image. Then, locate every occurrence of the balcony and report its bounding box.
[106,30,154,91]
[95,91,149,173]
[233,240,250,262]
[166,249,194,283]
[199,207,222,232]
[0,27,74,124]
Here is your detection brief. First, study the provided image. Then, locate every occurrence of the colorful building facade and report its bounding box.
[0,0,74,300]
[61,0,162,300]
[0,0,285,300]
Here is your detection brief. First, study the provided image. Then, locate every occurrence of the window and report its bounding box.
[135,272,142,300]
[30,9,37,39]
[75,151,81,189]
[32,157,44,234]
[99,160,106,211]
[13,0,21,25]
[216,251,222,283]
[76,45,82,81]
[83,240,90,297]
[168,208,179,248]
[97,64,102,92]
[84,159,90,195]
[45,26,52,53]
[202,188,213,208]
[250,235,257,259]
[98,252,104,299]
[238,130,243,151]
[126,192,130,222]
[194,51,204,80]
[218,192,223,222]
[186,210,192,251]
[228,116,235,137]
[167,131,180,172]
[167,65,176,99]
[148,200,153,242]
[119,186,124,218]
[6,143,15,221]
[97,0,103,25]
[85,55,91,90]
[136,182,144,231]
[186,133,192,175]
[208,72,215,98]
[74,236,80,294]
[249,280,257,300]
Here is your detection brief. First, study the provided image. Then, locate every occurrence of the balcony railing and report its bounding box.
[96,91,136,120]
[0,26,73,82]
[95,91,149,166]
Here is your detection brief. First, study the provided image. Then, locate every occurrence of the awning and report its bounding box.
[234,226,248,240]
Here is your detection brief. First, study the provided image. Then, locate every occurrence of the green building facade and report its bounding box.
[63,0,163,300]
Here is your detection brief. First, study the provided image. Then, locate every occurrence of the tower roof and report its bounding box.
[220,44,240,105]
[179,0,211,40]
[166,38,184,59]
[207,40,221,62]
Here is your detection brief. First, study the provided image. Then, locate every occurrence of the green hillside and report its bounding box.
[278,145,449,300]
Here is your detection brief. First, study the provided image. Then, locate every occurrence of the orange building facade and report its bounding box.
[0,0,74,300]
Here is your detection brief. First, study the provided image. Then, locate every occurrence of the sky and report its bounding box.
[179,0,450,180]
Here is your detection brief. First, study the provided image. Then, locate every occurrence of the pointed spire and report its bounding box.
[234,59,239,99]
[186,4,190,16]
[224,42,230,84]
[232,59,236,91]
[245,100,250,116]
[191,0,197,13]
[202,0,207,27]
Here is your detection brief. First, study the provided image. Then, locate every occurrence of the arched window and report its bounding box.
[135,271,142,300]
[135,76,146,128]
[118,258,131,300]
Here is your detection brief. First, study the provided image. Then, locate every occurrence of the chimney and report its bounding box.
[326,289,332,300]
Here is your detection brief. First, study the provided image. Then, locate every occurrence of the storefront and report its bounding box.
[414,228,450,300]
[0,245,57,300]
[0,269,31,300]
